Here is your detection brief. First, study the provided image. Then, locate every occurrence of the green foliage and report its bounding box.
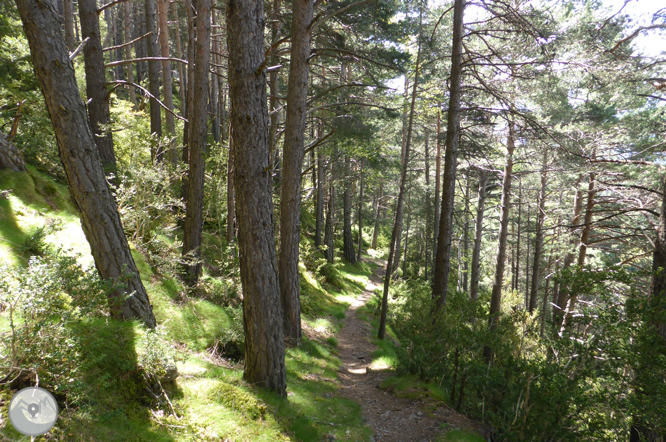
[387,266,666,441]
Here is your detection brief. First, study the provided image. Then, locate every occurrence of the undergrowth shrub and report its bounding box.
[0,251,172,407]
[388,266,666,441]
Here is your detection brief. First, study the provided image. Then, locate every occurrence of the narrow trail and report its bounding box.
[335,259,485,442]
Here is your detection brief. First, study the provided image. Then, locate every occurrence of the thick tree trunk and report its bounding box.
[227,0,286,396]
[484,123,515,363]
[343,156,357,264]
[79,0,117,176]
[528,151,548,313]
[63,0,76,51]
[15,0,155,327]
[432,0,465,308]
[182,0,210,284]
[278,0,313,344]
[158,0,177,163]
[470,170,487,303]
[357,160,364,261]
[145,0,163,157]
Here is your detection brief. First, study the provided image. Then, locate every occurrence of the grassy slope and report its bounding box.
[0,167,376,441]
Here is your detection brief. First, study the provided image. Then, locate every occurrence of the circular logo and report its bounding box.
[8,387,59,436]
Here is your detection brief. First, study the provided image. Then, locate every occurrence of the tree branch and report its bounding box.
[106,80,188,122]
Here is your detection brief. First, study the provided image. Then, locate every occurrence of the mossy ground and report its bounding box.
[0,167,376,441]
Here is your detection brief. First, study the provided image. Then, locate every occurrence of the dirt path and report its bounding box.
[335,260,484,442]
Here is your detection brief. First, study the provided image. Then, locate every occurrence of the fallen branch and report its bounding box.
[106,80,188,122]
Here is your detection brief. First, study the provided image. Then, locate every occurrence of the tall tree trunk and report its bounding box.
[227,0,286,396]
[315,150,324,248]
[469,170,487,303]
[134,0,146,84]
[462,170,470,293]
[268,0,281,173]
[124,1,137,107]
[432,0,465,308]
[80,0,117,176]
[515,182,522,292]
[484,123,515,363]
[559,172,596,333]
[158,0,177,163]
[433,110,442,272]
[278,0,313,344]
[378,8,423,339]
[63,0,76,51]
[402,188,412,276]
[173,1,186,115]
[425,136,431,280]
[324,165,335,263]
[357,159,364,261]
[226,138,235,243]
[145,0,163,160]
[554,177,584,327]
[529,151,548,313]
[371,180,383,250]
[182,0,210,284]
[525,200,531,308]
[343,156,357,263]
[15,0,155,327]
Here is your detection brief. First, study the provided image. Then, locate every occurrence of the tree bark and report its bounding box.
[433,110,442,272]
[424,136,431,280]
[79,0,117,176]
[226,137,236,244]
[470,170,487,303]
[124,1,137,107]
[528,151,548,313]
[484,123,515,363]
[157,0,177,163]
[324,164,335,263]
[515,182,522,292]
[378,9,423,339]
[145,0,163,157]
[357,160,364,261]
[63,0,76,51]
[432,0,465,308]
[278,0,313,344]
[343,156,357,263]
[315,149,324,248]
[268,0,281,176]
[559,172,596,333]
[15,0,155,328]
[173,1,186,115]
[227,0,286,395]
[182,0,210,284]
[462,170,470,293]
[371,180,383,250]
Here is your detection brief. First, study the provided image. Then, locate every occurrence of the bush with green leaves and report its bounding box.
[0,251,172,406]
[387,266,666,441]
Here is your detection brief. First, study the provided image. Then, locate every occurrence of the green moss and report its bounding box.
[208,382,267,420]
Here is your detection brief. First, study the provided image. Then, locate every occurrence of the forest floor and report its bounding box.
[333,259,487,442]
